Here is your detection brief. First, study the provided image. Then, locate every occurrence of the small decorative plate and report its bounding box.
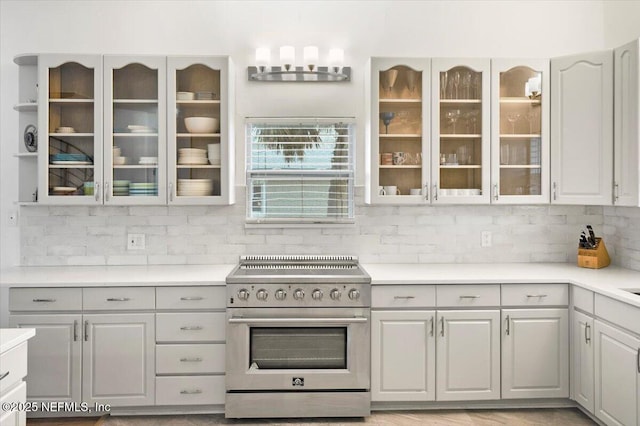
[24,124,37,152]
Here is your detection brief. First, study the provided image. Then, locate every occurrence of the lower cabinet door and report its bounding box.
[9,314,82,403]
[371,310,436,401]
[82,313,155,406]
[0,381,26,426]
[594,320,640,426]
[502,308,569,399]
[573,310,594,413]
[436,310,501,401]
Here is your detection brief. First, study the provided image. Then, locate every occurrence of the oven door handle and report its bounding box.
[228,317,368,324]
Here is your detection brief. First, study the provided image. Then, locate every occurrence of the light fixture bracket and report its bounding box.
[248,66,351,82]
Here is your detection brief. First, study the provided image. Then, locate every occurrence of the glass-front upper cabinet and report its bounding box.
[103,56,167,205]
[491,59,550,203]
[366,58,430,204]
[431,59,490,204]
[167,56,234,205]
[38,55,103,204]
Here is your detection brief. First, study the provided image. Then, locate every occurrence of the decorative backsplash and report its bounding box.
[16,187,618,268]
[603,206,640,271]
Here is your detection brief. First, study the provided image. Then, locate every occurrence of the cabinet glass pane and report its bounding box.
[111,64,159,197]
[499,66,542,196]
[438,66,482,195]
[175,64,221,198]
[47,62,96,197]
[378,65,424,197]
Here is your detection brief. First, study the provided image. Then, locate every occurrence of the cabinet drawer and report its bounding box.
[595,294,640,335]
[436,285,500,307]
[156,286,224,310]
[156,312,225,342]
[0,342,27,394]
[501,284,568,306]
[9,288,82,312]
[372,285,435,308]
[83,287,155,310]
[572,286,594,313]
[156,376,224,405]
[156,344,224,374]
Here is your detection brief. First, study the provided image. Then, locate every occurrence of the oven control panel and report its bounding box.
[227,283,370,308]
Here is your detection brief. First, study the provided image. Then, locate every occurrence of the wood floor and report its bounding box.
[27,408,597,425]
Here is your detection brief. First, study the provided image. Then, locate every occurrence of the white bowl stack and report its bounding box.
[178,148,208,165]
[177,179,213,197]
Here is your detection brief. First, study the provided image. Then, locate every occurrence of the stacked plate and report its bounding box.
[195,91,215,100]
[113,180,130,197]
[128,124,154,133]
[50,153,92,165]
[130,182,158,196]
[139,156,158,165]
[178,148,208,165]
[177,179,213,197]
[56,126,75,133]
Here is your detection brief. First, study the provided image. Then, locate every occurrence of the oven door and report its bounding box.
[226,307,370,391]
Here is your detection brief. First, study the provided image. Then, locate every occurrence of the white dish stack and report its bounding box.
[177,179,213,196]
[178,148,208,165]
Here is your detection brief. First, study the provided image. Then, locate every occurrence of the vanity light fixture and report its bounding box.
[248,46,351,82]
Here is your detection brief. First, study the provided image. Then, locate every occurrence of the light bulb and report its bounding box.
[328,48,344,73]
[303,46,319,72]
[280,46,295,71]
[255,47,270,73]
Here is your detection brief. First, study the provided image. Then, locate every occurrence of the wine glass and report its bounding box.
[379,112,396,134]
[406,70,419,94]
[506,112,521,134]
[445,109,461,134]
[453,71,461,99]
[380,69,398,96]
[472,73,481,99]
[462,72,472,99]
[440,71,448,99]
[524,109,539,134]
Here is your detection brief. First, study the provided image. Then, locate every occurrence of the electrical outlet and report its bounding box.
[481,231,492,248]
[8,211,18,227]
[127,233,145,250]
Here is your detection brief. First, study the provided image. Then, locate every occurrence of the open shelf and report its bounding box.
[440,165,482,169]
[176,100,220,105]
[379,133,421,139]
[176,133,220,138]
[177,164,220,169]
[440,134,481,139]
[499,165,542,169]
[500,97,541,104]
[379,165,422,169]
[440,99,482,104]
[113,99,158,104]
[14,153,38,158]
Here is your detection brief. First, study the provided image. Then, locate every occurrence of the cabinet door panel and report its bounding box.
[82,313,155,406]
[9,314,82,402]
[594,320,640,426]
[550,50,613,205]
[502,308,569,398]
[371,310,435,401]
[436,310,500,401]
[573,310,594,414]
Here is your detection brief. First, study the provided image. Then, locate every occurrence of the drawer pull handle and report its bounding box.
[106,298,130,302]
[393,296,415,299]
[180,357,203,363]
[180,389,202,395]
[73,320,78,342]
[180,297,204,301]
[180,326,203,331]
[585,323,591,344]
[526,294,547,298]
[430,316,434,337]
[440,317,445,337]
[33,298,56,302]
[0,371,9,381]
[505,315,511,336]
[459,295,480,299]
[84,320,89,341]
[637,348,640,374]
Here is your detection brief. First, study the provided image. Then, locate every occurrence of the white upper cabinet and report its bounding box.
[167,56,234,205]
[491,59,550,204]
[366,58,431,204]
[431,58,491,204]
[614,39,640,206]
[38,54,103,205]
[103,55,167,205]
[550,50,614,205]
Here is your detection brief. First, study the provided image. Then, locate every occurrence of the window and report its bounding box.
[246,118,355,224]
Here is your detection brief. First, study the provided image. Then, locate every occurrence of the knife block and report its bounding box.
[578,237,610,269]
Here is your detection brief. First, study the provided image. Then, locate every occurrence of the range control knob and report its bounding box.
[237,289,250,301]
[348,289,360,301]
[256,289,268,301]
[312,289,324,300]
[275,289,287,300]
[293,288,305,300]
[330,289,342,300]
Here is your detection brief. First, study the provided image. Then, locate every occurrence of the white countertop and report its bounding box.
[0,328,35,354]
[1,263,639,308]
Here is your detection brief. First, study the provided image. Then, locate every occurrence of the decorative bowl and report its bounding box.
[185,117,218,134]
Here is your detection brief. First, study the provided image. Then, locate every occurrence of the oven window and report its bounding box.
[250,327,347,369]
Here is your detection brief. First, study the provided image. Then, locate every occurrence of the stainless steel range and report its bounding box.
[225,255,371,419]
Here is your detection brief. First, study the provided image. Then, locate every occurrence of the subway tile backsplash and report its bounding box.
[18,187,638,270]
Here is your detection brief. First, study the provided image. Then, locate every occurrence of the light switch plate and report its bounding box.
[127,233,145,250]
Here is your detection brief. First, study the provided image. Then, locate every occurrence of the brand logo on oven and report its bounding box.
[292,377,304,387]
